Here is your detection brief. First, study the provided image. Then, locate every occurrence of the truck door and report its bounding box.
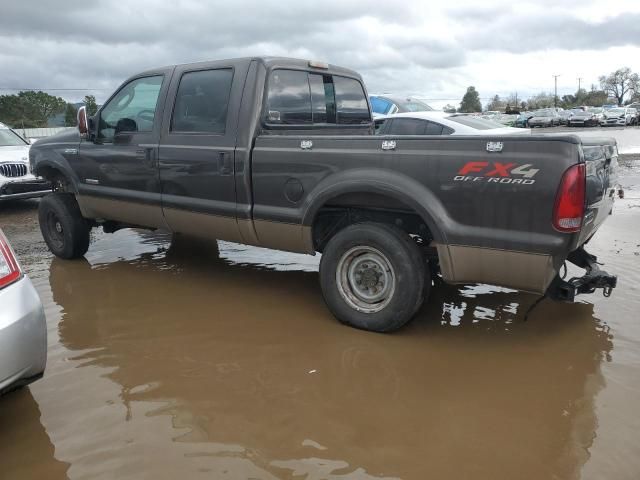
[74,73,170,228]
[158,61,248,242]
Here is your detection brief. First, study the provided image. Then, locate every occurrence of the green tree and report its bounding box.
[458,86,481,113]
[83,95,98,116]
[443,104,457,113]
[486,94,506,112]
[526,92,555,110]
[0,91,66,128]
[599,67,639,106]
[64,103,78,126]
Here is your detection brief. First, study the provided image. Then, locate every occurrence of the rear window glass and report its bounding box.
[266,70,369,126]
[447,115,503,130]
[333,76,370,125]
[266,70,312,124]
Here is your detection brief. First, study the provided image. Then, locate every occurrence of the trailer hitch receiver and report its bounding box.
[547,247,617,302]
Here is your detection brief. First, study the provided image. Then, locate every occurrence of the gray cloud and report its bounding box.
[461,12,640,52]
[0,1,638,105]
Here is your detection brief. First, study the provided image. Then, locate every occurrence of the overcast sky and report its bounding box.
[1,0,639,109]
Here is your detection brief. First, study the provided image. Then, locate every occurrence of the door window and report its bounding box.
[98,76,163,141]
[171,69,233,134]
[387,118,427,135]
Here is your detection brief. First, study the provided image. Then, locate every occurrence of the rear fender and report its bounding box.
[301,168,450,244]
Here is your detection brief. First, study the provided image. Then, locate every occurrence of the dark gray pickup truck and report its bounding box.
[30,57,618,332]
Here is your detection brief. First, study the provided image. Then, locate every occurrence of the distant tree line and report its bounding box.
[0,92,98,128]
[468,66,640,113]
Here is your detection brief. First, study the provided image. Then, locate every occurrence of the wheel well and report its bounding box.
[311,192,435,253]
[38,166,75,193]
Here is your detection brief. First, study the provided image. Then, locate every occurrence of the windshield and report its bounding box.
[571,109,585,114]
[589,107,603,113]
[608,108,625,115]
[447,115,504,130]
[534,109,554,117]
[0,128,28,147]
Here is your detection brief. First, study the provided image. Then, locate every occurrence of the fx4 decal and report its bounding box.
[454,161,539,185]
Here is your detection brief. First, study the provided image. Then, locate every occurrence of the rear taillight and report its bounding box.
[0,230,21,289]
[553,163,586,233]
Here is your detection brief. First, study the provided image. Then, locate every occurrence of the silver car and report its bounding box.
[0,228,46,396]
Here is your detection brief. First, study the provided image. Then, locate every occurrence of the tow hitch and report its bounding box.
[547,247,617,302]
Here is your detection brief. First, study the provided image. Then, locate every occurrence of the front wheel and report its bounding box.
[38,193,91,259]
[319,223,429,332]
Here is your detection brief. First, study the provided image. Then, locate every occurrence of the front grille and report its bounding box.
[0,163,28,178]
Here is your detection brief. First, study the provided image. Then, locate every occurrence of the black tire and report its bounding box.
[38,193,91,259]
[319,223,429,332]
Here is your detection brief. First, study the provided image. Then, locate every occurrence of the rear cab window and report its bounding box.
[265,69,371,127]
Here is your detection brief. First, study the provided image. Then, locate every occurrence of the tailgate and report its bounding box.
[577,138,619,245]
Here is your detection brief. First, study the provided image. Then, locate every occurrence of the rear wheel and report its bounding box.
[38,193,91,259]
[319,223,429,332]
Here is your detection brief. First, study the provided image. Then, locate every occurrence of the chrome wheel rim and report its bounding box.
[336,246,396,313]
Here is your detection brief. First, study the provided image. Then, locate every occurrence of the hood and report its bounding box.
[29,127,78,147]
[0,144,30,164]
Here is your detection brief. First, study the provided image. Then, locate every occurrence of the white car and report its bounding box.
[601,107,635,127]
[0,123,51,201]
[374,111,530,136]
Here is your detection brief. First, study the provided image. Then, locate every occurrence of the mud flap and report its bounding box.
[547,247,617,302]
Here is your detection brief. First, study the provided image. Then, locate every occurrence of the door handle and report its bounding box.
[218,152,232,175]
[136,147,156,167]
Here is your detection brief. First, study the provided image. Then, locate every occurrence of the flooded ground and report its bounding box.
[1,154,640,479]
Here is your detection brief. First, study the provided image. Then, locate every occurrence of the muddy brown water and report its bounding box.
[1,160,640,479]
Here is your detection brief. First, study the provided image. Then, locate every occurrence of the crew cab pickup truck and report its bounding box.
[30,57,618,332]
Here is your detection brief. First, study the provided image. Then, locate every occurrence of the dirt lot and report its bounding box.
[1,132,640,479]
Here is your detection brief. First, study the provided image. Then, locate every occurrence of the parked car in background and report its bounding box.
[558,110,574,125]
[627,103,640,123]
[528,109,561,127]
[374,111,529,136]
[369,95,434,117]
[602,107,635,126]
[628,108,639,125]
[568,108,599,127]
[0,229,47,396]
[515,111,535,128]
[485,113,518,127]
[0,122,51,201]
[589,107,605,124]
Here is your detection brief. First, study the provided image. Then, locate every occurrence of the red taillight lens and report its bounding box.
[0,230,21,289]
[553,163,586,233]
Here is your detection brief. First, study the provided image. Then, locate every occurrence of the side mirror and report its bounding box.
[77,106,88,138]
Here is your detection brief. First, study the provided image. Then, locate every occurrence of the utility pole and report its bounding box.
[552,74,561,109]
[577,77,582,92]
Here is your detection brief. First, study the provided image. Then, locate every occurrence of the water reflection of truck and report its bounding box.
[30,56,618,332]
